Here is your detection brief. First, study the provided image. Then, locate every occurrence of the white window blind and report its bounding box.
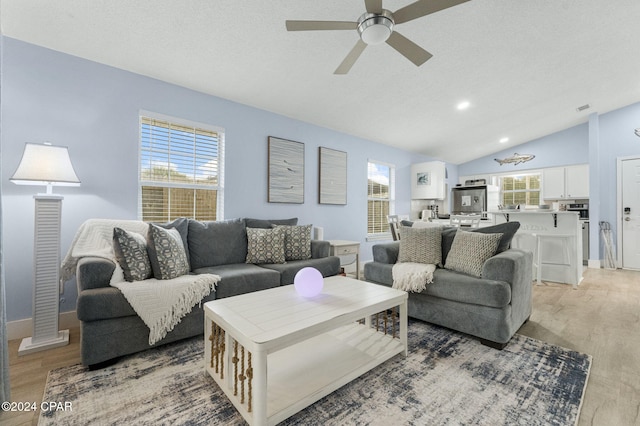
[139,115,224,222]
[500,174,540,207]
[367,161,395,238]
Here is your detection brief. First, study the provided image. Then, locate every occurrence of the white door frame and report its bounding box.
[617,155,640,269]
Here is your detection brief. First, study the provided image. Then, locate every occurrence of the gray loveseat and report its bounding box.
[364,222,533,349]
[75,217,340,368]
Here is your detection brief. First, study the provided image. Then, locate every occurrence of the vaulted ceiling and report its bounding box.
[2,0,639,164]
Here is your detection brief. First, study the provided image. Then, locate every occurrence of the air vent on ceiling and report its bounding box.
[576,104,590,112]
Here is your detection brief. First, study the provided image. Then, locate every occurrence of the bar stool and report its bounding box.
[533,233,576,289]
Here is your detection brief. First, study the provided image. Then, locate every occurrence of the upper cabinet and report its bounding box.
[565,165,589,198]
[411,161,446,200]
[543,164,589,199]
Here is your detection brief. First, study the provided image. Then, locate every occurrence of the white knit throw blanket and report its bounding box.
[392,262,436,293]
[61,218,150,284]
[112,274,220,345]
[61,218,221,345]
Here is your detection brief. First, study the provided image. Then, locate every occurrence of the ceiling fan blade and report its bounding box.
[286,20,357,31]
[334,40,367,75]
[364,0,383,14]
[386,31,433,66]
[393,0,470,25]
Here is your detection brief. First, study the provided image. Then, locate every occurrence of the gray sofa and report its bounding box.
[76,217,341,368]
[364,222,533,349]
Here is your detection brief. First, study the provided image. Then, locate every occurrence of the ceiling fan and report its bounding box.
[286,0,471,74]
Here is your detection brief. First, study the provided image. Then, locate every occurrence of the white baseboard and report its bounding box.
[7,311,79,341]
[588,259,601,269]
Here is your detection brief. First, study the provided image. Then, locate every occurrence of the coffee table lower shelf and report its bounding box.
[205,320,406,426]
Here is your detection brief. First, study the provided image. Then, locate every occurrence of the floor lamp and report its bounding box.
[10,142,80,355]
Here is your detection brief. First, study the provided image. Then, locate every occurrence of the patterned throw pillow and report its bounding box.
[398,226,442,265]
[113,227,153,282]
[147,224,190,280]
[273,224,312,261]
[245,227,286,264]
[444,230,503,277]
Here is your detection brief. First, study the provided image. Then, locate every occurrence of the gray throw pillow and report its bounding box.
[444,230,503,277]
[398,226,442,265]
[113,227,153,282]
[245,217,298,229]
[246,227,286,264]
[441,221,521,261]
[154,217,190,267]
[273,224,312,261]
[147,224,190,280]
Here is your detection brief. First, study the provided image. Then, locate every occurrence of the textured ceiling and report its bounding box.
[2,0,640,164]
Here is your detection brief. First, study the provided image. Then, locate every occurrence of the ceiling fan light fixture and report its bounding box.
[358,11,394,45]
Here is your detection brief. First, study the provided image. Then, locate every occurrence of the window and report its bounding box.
[139,113,224,222]
[500,174,540,206]
[367,161,395,239]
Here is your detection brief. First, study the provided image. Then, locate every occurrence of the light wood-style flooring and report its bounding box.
[2,267,639,426]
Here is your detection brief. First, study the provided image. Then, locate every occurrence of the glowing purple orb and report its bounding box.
[294,267,324,297]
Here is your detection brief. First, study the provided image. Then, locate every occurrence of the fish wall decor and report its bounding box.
[494,153,535,166]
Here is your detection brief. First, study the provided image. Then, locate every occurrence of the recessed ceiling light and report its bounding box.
[499,137,509,144]
[457,101,470,110]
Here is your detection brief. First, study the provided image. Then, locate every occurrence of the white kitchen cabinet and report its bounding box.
[411,161,446,199]
[543,164,589,200]
[542,167,566,199]
[565,165,589,198]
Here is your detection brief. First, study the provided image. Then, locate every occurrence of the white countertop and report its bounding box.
[489,210,579,214]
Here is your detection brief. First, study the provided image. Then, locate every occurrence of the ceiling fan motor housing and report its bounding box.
[357,10,394,45]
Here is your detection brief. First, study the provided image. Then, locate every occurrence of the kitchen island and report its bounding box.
[489,210,583,287]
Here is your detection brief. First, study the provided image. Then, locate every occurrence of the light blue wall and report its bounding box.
[458,123,589,177]
[458,101,640,262]
[596,102,640,252]
[0,37,454,322]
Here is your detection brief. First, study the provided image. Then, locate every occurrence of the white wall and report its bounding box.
[0,37,453,322]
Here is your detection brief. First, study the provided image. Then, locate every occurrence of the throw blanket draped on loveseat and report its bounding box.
[61,219,220,345]
[392,262,436,293]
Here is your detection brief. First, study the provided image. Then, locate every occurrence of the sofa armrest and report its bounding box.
[311,240,330,258]
[482,248,533,318]
[482,249,530,283]
[372,242,400,264]
[77,256,116,292]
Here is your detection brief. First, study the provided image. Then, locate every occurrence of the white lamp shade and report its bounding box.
[10,143,81,187]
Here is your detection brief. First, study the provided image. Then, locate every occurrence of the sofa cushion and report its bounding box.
[246,227,286,264]
[77,286,137,321]
[154,217,190,267]
[274,224,312,261]
[188,218,247,269]
[112,227,153,282]
[192,263,281,299]
[260,256,342,285]
[428,268,512,308]
[472,221,520,253]
[147,224,190,280]
[445,230,503,277]
[398,226,442,265]
[245,217,298,229]
[441,221,520,261]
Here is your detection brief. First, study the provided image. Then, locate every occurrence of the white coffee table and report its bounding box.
[204,275,408,426]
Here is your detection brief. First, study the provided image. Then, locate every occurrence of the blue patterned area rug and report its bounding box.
[39,320,591,426]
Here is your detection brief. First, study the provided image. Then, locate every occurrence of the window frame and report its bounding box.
[499,173,541,207]
[138,111,225,222]
[367,160,396,241]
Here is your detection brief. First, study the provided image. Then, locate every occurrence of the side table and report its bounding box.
[327,240,360,280]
